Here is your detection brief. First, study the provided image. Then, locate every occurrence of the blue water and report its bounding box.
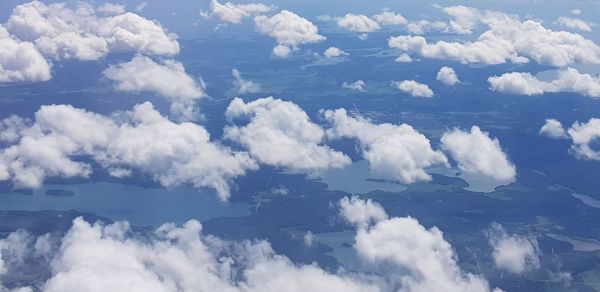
[0,182,251,227]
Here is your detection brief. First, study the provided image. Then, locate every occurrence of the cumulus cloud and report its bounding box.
[232,69,260,94]
[203,0,271,24]
[436,66,460,86]
[224,97,350,172]
[487,223,540,274]
[324,47,348,58]
[391,80,434,97]
[555,17,592,32]
[539,119,568,139]
[6,1,180,61]
[0,102,257,200]
[339,196,388,228]
[337,14,380,33]
[405,20,448,35]
[542,118,600,161]
[254,10,325,57]
[0,217,377,292]
[395,53,413,63]
[342,80,365,92]
[0,26,51,83]
[389,9,600,67]
[372,11,407,26]
[441,126,516,183]
[566,118,600,160]
[324,109,448,184]
[342,197,494,292]
[488,68,600,97]
[442,5,482,34]
[103,55,205,120]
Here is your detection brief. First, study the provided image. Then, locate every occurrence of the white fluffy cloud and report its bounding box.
[342,80,365,92]
[541,118,600,160]
[232,69,260,94]
[555,17,592,32]
[103,55,205,120]
[6,1,180,61]
[324,109,448,184]
[342,197,494,292]
[441,126,516,183]
[324,47,348,58]
[372,11,407,26]
[224,97,350,172]
[567,118,600,160]
[0,26,51,83]
[487,223,540,274]
[254,10,325,57]
[0,102,257,200]
[0,217,378,292]
[204,0,271,24]
[339,196,388,228]
[539,119,568,139]
[405,20,448,35]
[337,14,380,33]
[389,9,600,67]
[436,66,460,86]
[488,68,600,97]
[392,80,434,97]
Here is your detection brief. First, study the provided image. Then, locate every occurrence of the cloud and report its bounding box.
[395,53,413,63]
[405,20,448,35]
[442,5,482,34]
[342,80,365,92]
[542,118,600,161]
[232,69,260,94]
[391,80,434,97]
[324,47,348,58]
[103,55,205,120]
[372,11,407,26]
[0,102,257,200]
[337,14,380,33]
[339,196,388,228]
[441,126,516,183]
[487,223,540,274]
[389,9,600,67]
[436,66,460,86]
[97,3,126,15]
[555,17,592,32]
[224,97,350,172]
[254,10,325,57]
[539,119,568,139]
[204,0,271,24]
[6,1,180,61]
[0,26,51,83]
[30,217,376,292]
[570,9,582,15]
[566,118,600,160]
[324,108,448,184]
[343,197,494,292]
[488,68,600,97]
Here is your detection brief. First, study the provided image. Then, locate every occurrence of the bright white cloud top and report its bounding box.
[342,80,365,92]
[488,68,600,97]
[487,223,540,274]
[325,108,448,184]
[441,126,516,183]
[224,97,350,172]
[392,80,434,97]
[324,47,348,58]
[436,66,460,86]
[6,1,180,60]
[254,10,326,57]
[339,196,388,228]
[541,118,600,161]
[372,11,407,26]
[0,26,51,83]
[203,0,271,24]
[0,102,257,201]
[103,55,206,120]
[389,7,600,67]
